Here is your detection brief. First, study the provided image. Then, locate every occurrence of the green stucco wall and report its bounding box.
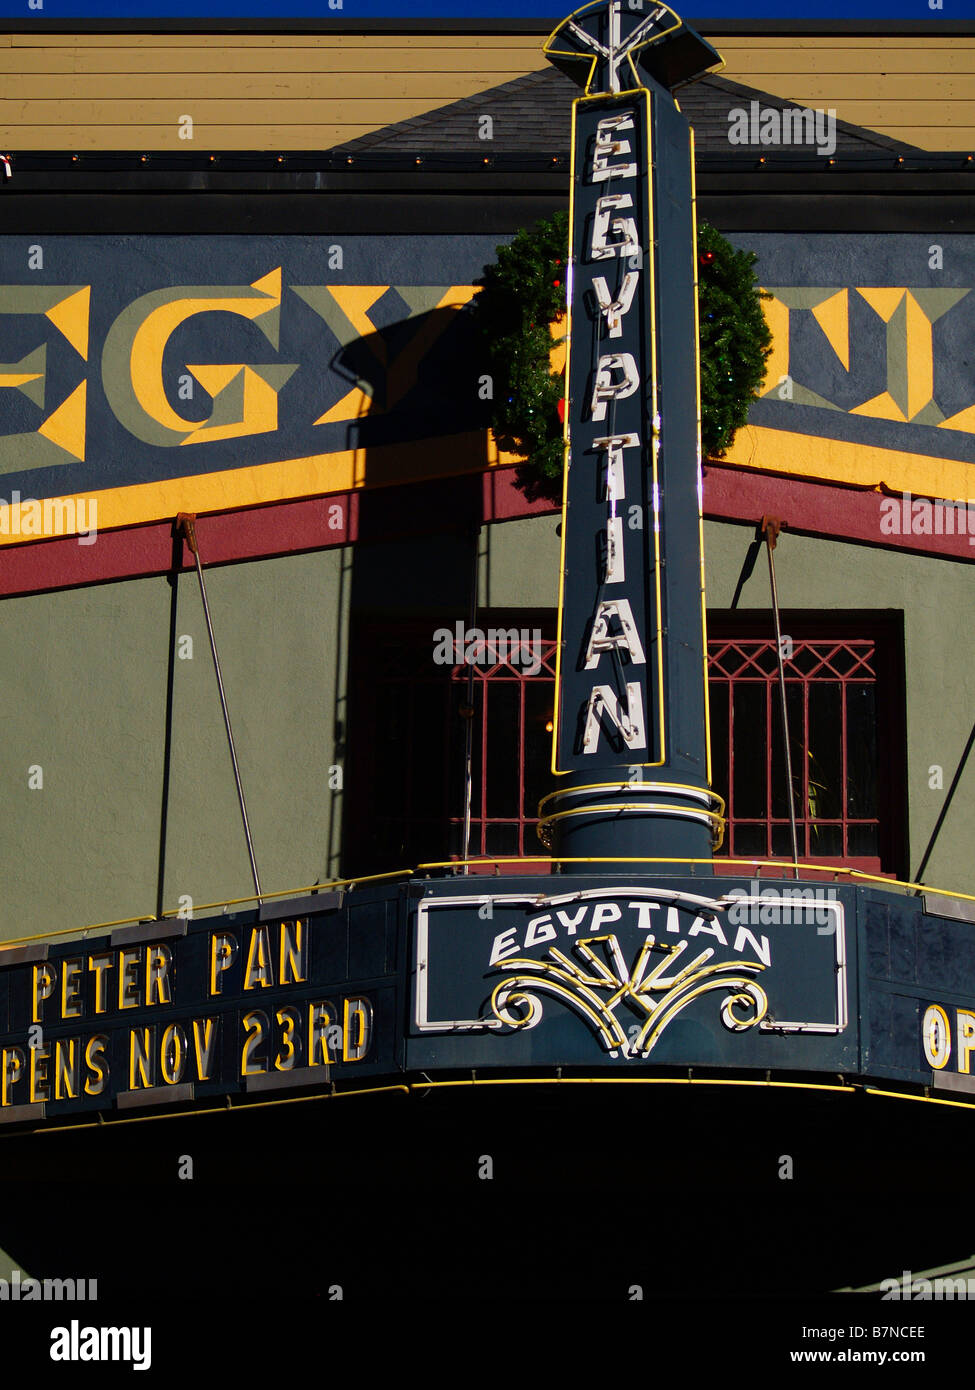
[0,512,971,943]
[0,547,349,943]
[703,519,973,898]
[481,513,974,896]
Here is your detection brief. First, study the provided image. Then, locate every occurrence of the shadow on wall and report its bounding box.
[331,302,495,878]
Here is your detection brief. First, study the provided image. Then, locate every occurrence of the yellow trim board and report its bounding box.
[724,424,975,505]
[0,428,522,548]
[5,417,973,551]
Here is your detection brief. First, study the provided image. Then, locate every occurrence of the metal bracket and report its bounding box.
[176,511,198,556]
[760,514,783,548]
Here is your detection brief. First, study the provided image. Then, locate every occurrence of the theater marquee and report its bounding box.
[0,896,396,1123]
[0,878,974,1125]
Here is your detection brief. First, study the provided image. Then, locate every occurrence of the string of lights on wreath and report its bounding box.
[473,212,772,502]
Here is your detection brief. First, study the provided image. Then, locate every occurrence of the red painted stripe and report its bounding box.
[0,494,354,597]
[702,463,975,562]
[481,468,558,522]
[2,463,972,598]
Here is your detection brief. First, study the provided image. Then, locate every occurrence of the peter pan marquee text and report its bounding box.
[0,920,373,1111]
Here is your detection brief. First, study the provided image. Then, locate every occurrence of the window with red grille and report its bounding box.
[347,612,904,878]
[707,636,880,865]
[448,634,559,859]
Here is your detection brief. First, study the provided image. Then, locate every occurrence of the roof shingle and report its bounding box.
[331,66,918,159]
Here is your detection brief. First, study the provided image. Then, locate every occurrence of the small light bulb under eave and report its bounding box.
[545,720,554,734]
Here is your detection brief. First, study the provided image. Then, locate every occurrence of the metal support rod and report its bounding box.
[763,517,800,880]
[914,715,975,885]
[177,513,263,903]
[460,524,481,871]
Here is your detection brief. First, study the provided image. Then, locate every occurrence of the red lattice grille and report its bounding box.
[707,638,880,863]
[449,637,559,858]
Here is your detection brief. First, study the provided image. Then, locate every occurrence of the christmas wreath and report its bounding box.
[472,211,772,502]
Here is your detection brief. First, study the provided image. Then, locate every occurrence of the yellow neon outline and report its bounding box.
[83,1035,107,1097]
[192,1016,215,1081]
[128,1025,154,1092]
[145,943,172,1008]
[274,1006,297,1072]
[31,962,55,1025]
[619,937,711,994]
[536,802,725,853]
[279,918,305,986]
[2,858,974,956]
[494,931,767,1058]
[537,801,722,826]
[0,1084,412,1138]
[542,0,683,97]
[242,921,271,992]
[923,1003,951,1070]
[537,779,725,813]
[87,953,112,1015]
[492,971,627,1051]
[342,997,358,1063]
[632,970,766,1053]
[415,856,975,905]
[60,958,82,1020]
[161,868,415,918]
[1,1047,24,1108]
[240,1009,268,1078]
[209,932,235,998]
[9,1074,975,1137]
[311,999,337,1066]
[559,935,635,998]
[117,946,140,1011]
[550,86,578,776]
[159,1021,184,1086]
[645,83,667,773]
[53,1037,78,1102]
[690,124,713,789]
[28,1041,49,1104]
[0,875,418,950]
[864,1086,975,1112]
[411,1076,854,1093]
[552,85,666,777]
